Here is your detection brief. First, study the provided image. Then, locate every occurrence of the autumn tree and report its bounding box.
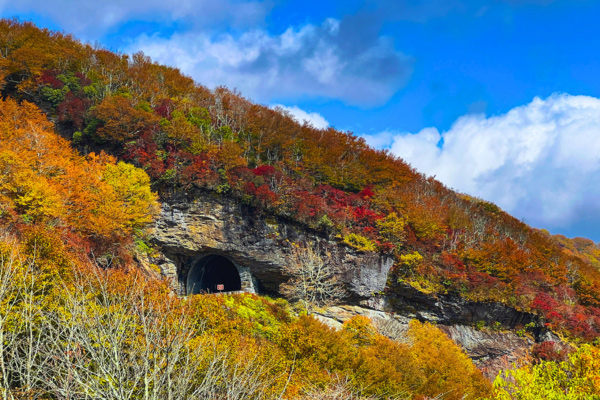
[0,97,158,247]
[90,94,158,143]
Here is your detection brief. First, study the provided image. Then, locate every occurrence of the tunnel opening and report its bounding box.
[186,254,242,294]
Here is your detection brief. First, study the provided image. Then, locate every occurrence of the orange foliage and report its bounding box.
[0,97,158,251]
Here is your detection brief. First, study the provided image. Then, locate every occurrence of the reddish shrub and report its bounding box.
[124,134,166,179]
[440,252,466,272]
[358,185,375,199]
[154,98,175,119]
[74,72,92,87]
[352,206,383,226]
[181,154,219,188]
[467,270,502,291]
[39,69,64,89]
[531,292,559,314]
[57,92,91,129]
[252,165,276,177]
[293,190,327,222]
[565,314,597,339]
[228,166,255,185]
[379,241,395,253]
[531,341,568,362]
[254,184,277,208]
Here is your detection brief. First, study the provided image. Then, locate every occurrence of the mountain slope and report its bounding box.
[1,19,600,343]
[0,82,495,400]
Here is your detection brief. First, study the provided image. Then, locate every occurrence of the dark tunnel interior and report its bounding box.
[187,255,242,294]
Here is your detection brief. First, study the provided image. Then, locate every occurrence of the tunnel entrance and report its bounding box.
[186,254,242,294]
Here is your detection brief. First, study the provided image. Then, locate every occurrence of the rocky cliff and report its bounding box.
[150,192,393,299]
[148,192,556,378]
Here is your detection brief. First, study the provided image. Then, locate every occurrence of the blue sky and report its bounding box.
[2,0,600,241]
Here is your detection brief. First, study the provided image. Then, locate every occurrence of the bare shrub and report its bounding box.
[300,375,408,400]
[280,243,346,313]
[0,246,287,400]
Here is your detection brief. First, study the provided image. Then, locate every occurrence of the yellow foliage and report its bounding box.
[399,251,423,274]
[405,320,491,399]
[343,233,377,252]
[101,161,159,231]
[0,98,159,242]
[493,344,600,399]
[343,315,378,346]
[376,212,406,245]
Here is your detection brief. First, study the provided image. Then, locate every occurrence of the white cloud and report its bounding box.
[271,104,329,129]
[360,130,396,149]
[1,2,413,106]
[126,18,413,107]
[1,0,270,38]
[384,93,600,232]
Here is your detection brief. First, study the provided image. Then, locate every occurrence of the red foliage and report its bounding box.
[124,133,166,179]
[293,190,327,222]
[352,206,383,226]
[242,182,277,207]
[57,92,91,129]
[359,185,375,199]
[228,166,255,182]
[565,314,596,340]
[379,241,395,253]
[531,292,559,314]
[39,69,63,89]
[254,184,277,208]
[74,72,92,87]
[531,341,568,362]
[546,311,564,328]
[363,226,377,238]
[440,252,466,272]
[181,153,219,189]
[316,185,361,208]
[252,165,276,177]
[154,98,174,119]
[60,228,94,261]
[467,269,503,291]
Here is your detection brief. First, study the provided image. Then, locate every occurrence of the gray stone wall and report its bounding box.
[150,193,394,299]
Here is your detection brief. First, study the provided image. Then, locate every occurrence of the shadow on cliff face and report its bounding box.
[386,281,539,328]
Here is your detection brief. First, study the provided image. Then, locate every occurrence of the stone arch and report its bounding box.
[186,254,242,294]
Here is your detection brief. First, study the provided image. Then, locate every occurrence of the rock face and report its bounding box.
[386,282,538,327]
[441,324,533,380]
[150,193,394,299]
[149,192,551,379]
[314,304,534,380]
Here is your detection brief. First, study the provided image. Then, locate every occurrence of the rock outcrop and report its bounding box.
[150,192,394,299]
[313,304,534,380]
[149,192,553,379]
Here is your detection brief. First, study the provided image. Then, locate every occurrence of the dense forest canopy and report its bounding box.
[1,19,600,343]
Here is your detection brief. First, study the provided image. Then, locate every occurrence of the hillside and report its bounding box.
[0,94,494,399]
[2,19,600,340]
[1,19,600,399]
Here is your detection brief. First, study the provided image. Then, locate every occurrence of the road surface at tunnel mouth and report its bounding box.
[186,254,242,294]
